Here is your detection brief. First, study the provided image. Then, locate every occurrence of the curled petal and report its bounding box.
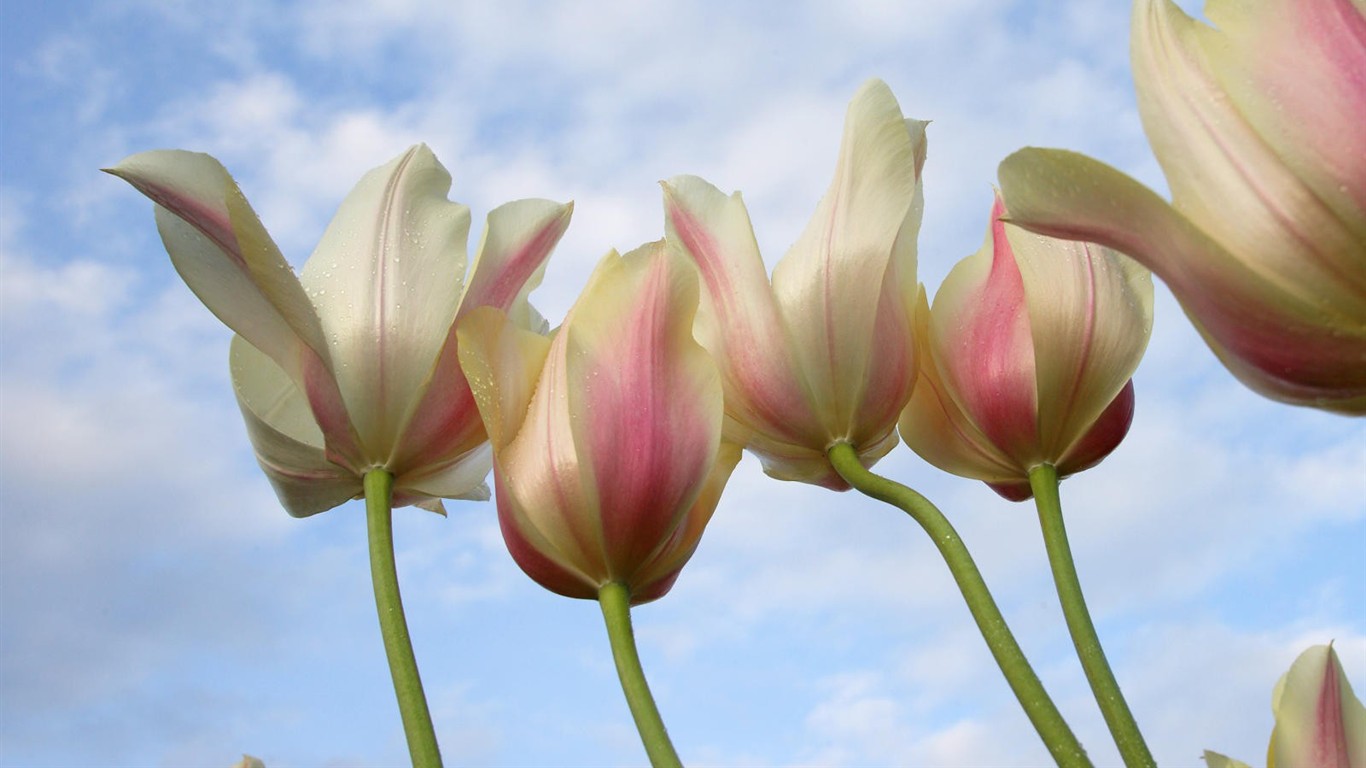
[106,151,361,467]
[999,148,1366,413]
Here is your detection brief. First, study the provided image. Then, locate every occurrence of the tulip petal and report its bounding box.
[565,242,724,585]
[930,197,1041,465]
[399,442,493,508]
[899,290,1020,482]
[106,151,361,466]
[1008,204,1152,459]
[106,151,329,372]
[460,306,600,594]
[300,145,470,463]
[1202,0,1366,238]
[998,148,1366,413]
[662,175,818,450]
[394,198,572,474]
[230,336,359,517]
[630,440,743,605]
[1270,644,1366,768]
[1201,751,1253,768]
[770,79,922,441]
[1131,0,1366,310]
[1055,379,1136,476]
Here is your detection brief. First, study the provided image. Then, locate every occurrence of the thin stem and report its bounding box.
[597,581,683,768]
[827,443,1091,768]
[1029,464,1154,768]
[364,469,443,768]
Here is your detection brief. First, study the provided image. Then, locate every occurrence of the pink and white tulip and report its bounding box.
[457,242,739,604]
[900,193,1153,501]
[663,79,925,489]
[107,145,572,516]
[999,0,1366,414]
[1205,643,1366,768]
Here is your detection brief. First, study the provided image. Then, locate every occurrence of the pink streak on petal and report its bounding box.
[393,208,569,473]
[953,197,1039,462]
[581,258,714,580]
[1314,651,1352,767]
[127,179,248,270]
[495,469,599,600]
[666,200,811,443]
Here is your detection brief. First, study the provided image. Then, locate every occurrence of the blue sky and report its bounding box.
[1,0,1363,766]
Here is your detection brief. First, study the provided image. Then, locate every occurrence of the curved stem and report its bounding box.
[597,581,683,768]
[364,469,443,768]
[1029,464,1154,768]
[827,444,1091,768]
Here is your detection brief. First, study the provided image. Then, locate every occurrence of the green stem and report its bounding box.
[597,581,683,768]
[364,469,443,768]
[1029,464,1155,768]
[827,443,1091,768]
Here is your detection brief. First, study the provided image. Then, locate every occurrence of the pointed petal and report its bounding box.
[106,151,328,370]
[662,175,818,448]
[107,150,360,466]
[770,79,923,440]
[930,196,1040,465]
[1270,644,1366,768]
[230,336,359,517]
[300,145,470,462]
[393,198,572,474]
[1131,0,1366,306]
[564,242,724,585]
[998,148,1366,412]
[1201,751,1253,768]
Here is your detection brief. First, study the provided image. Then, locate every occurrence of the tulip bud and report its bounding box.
[899,193,1153,500]
[999,0,1366,414]
[457,241,739,604]
[662,79,926,489]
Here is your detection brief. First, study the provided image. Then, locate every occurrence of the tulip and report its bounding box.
[998,0,1366,414]
[661,79,926,489]
[107,144,572,516]
[457,241,740,604]
[1205,643,1366,768]
[900,192,1153,501]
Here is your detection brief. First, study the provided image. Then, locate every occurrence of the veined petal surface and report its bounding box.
[301,145,470,463]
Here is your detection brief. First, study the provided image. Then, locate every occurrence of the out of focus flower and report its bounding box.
[108,145,571,516]
[899,193,1152,500]
[1204,643,1365,768]
[662,79,926,489]
[457,241,739,604]
[999,0,1366,414]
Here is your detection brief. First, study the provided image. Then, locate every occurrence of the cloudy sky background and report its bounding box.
[2,0,1363,765]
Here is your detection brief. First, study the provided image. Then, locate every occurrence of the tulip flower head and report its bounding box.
[900,193,1153,501]
[999,0,1366,414]
[457,241,740,604]
[662,79,926,489]
[1204,643,1366,768]
[107,145,572,516]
